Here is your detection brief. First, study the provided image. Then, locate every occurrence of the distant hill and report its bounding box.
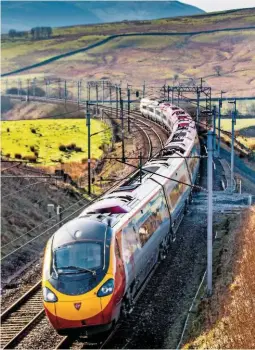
[1,1,205,33]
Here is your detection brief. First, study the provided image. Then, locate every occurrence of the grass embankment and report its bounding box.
[1,34,108,73]
[1,119,111,165]
[184,208,255,349]
[219,119,255,150]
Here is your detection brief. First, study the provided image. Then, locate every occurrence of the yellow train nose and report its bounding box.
[55,296,102,323]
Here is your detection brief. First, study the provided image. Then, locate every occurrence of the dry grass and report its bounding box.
[185,208,255,349]
[18,29,255,97]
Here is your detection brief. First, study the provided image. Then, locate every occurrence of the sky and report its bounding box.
[2,0,255,12]
[180,0,255,12]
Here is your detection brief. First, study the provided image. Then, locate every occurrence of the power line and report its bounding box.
[1,195,88,250]
[1,167,138,259]
[2,180,48,199]
[114,158,206,192]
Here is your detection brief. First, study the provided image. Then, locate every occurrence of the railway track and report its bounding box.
[0,280,44,349]
[1,106,169,349]
[101,105,168,158]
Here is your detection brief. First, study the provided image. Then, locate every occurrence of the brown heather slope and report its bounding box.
[1,96,84,121]
[184,208,255,349]
[1,7,255,74]
[1,162,86,247]
[4,8,254,97]
[24,28,255,97]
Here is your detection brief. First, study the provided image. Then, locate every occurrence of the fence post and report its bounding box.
[56,205,63,228]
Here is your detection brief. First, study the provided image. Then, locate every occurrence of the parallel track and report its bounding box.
[0,281,44,349]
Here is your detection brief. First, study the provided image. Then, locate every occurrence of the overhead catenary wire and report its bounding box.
[2,179,48,199]
[114,158,206,192]
[1,194,89,249]
[1,166,140,259]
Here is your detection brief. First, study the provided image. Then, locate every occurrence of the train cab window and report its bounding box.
[142,106,147,110]
[54,242,102,272]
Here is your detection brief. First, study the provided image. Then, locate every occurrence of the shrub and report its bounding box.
[74,146,82,152]
[66,143,76,150]
[81,158,87,164]
[15,153,22,159]
[5,153,10,158]
[30,145,35,152]
[31,128,36,134]
[59,144,67,152]
[22,155,37,163]
[7,128,10,132]
[34,151,39,157]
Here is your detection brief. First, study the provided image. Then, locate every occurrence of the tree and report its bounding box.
[31,28,35,39]
[46,27,52,38]
[173,74,179,83]
[214,65,223,76]
[8,29,16,38]
[30,26,52,40]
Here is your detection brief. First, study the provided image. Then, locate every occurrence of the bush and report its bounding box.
[31,128,36,134]
[59,144,67,152]
[66,143,76,150]
[5,153,10,158]
[7,128,10,132]
[15,153,22,159]
[74,146,82,152]
[22,155,37,163]
[34,151,39,157]
[81,158,87,164]
[30,145,35,152]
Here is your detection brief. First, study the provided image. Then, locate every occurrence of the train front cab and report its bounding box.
[42,218,125,336]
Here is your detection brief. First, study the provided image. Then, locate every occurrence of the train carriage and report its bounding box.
[42,97,200,336]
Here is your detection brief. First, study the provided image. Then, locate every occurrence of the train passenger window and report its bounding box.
[169,184,180,207]
[115,239,121,258]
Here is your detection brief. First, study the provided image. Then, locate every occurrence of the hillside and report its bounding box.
[1,8,255,98]
[184,208,255,348]
[1,1,205,33]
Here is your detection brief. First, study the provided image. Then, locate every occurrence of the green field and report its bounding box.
[218,118,255,149]
[1,119,111,165]
[219,119,255,131]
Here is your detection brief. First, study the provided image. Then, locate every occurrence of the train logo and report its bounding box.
[74,303,81,310]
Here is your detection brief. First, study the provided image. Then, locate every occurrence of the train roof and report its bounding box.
[77,97,199,228]
[52,217,110,249]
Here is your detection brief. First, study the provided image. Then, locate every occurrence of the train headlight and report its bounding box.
[43,287,58,302]
[97,279,114,297]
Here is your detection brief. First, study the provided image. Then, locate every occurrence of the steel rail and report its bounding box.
[0,280,44,349]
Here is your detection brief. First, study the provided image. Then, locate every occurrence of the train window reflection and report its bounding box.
[54,242,102,271]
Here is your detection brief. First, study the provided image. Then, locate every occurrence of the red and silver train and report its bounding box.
[42,97,200,335]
